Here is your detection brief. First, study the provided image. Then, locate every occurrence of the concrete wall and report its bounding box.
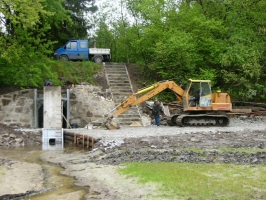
[0,84,115,128]
[43,86,62,128]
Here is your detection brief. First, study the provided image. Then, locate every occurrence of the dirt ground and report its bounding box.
[1,117,266,199]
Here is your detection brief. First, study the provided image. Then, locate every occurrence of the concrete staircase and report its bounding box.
[104,62,142,127]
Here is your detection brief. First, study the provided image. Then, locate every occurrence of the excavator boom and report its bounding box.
[112,80,184,117]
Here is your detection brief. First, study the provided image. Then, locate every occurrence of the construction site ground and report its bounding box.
[1,116,266,199]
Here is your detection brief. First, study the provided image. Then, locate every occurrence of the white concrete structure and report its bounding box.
[43,86,62,128]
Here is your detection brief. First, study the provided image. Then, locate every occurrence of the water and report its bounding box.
[0,146,89,200]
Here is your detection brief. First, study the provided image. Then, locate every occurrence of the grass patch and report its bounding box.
[119,162,266,199]
[50,60,102,85]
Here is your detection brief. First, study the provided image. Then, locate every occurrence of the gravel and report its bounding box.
[66,116,266,142]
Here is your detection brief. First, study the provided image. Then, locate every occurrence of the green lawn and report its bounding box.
[119,162,266,200]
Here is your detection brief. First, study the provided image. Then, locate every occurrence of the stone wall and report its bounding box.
[0,90,34,128]
[0,84,115,128]
[68,84,115,128]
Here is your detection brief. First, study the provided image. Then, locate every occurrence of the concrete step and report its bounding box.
[107,76,129,80]
[104,63,142,127]
[108,80,130,83]
[111,88,133,91]
[110,86,133,90]
[112,92,133,96]
[105,62,126,66]
[108,83,130,86]
[117,116,141,121]
[106,69,126,72]
[113,97,136,102]
[109,83,131,87]
[112,90,132,97]
[107,76,128,79]
[117,114,140,119]
[117,118,142,126]
[110,89,132,93]
[112,107,139,112]
[107,73,128,76]
[105,68,126,72]
[105,65,126,69]
[107,72,128,76]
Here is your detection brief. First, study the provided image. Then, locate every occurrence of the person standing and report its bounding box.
[152,98,162,126]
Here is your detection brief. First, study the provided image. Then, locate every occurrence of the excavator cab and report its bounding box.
[182,79,231,112]
[183,80,212,109]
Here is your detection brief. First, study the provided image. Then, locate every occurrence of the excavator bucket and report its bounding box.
[104,117,120,130]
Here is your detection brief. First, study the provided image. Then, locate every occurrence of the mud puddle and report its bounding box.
[0,146,89,200]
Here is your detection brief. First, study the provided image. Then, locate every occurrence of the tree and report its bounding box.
[0,0,60,87]
[103,0,266,100]
[51,0,98,48]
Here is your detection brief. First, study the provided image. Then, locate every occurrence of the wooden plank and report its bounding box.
[87,135,90,148]
[91,137,94,149]
[83,134,85,148]
[231,109,252,113]
[74,133,76,146]
[64,135,74,141]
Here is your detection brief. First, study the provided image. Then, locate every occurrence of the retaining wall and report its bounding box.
[0,84,115,128]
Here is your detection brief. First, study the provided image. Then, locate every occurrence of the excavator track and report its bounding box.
[167,114,229,127]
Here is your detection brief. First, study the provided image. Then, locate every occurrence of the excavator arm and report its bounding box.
[104,80,184,129]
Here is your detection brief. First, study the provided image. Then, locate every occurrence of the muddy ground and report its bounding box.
[1,116,266,199]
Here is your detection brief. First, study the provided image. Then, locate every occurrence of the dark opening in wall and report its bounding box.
[62,101,67,128]
[38,105,43,128]
[49,138,56,145]
[38,103,68,128]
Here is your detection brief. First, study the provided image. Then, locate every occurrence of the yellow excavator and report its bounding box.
[104,79,232,129]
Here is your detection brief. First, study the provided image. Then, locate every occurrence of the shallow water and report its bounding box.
[0,145,88,200]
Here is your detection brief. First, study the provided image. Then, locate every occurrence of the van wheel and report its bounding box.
[60,55,68,61]
[94,56,103,63]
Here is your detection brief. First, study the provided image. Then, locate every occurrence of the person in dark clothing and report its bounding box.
[152,98,162,126]
[44,80,52,86]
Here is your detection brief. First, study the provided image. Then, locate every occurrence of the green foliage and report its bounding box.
[0,41,101,87]
[50,0,98,49]
[0,0,266,102]
[50,60,102,85]
[0,0,100,88]
[1,43,56,87]
[95,0,266,102]
[41,0,73,48]
[119,162,266,199]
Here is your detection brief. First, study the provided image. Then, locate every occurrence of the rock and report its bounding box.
[9,133,16,138]
[108,123,120,130]
[190,137,200,142]
[162,139,169,144]
[15,138,24,143]
[141,115,151,126]
[129,122,142,127]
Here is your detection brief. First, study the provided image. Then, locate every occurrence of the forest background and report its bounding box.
[0,0,265,102]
